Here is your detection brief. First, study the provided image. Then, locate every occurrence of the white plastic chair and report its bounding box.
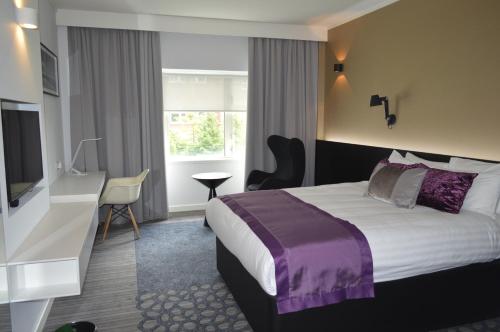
[99,169,149,240]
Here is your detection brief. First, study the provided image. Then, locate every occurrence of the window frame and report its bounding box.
[162,69,248,162]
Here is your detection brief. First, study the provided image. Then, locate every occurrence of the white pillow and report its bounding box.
[449,157,500,218]
[388,150,411,164]
[405,152,449,170]
[450,157,499,171]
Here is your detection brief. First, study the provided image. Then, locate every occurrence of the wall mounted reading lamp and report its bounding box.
[370,94,396,128]
[333,63,344,72]
[16,6,38,30]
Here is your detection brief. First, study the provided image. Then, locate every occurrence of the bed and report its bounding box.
[206,140,500,332]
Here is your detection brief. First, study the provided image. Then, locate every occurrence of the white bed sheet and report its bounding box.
[206,182,500,296]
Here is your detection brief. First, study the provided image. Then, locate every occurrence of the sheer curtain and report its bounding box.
[246,37,319,187]
[68,27,167,222]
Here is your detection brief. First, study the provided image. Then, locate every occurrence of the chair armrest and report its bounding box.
[246,170,273,187]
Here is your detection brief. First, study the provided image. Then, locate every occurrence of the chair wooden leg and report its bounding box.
[102,205,113,240]
[127,205,141,239]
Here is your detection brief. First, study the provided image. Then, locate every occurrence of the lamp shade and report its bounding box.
[370,95,382,107]
[16,7,38,30]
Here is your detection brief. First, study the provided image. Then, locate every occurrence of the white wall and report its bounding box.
[0,0,62,330]
[0,0,50,259]
[0,1,42,103]
[161,33,248,211]
[56,9,327,41]
[57,26,72,172]
[39,0,64,184]
[167,160,245,212]
[161,32,248,71]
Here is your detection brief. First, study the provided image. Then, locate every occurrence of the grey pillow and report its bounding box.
[368,162,428,208]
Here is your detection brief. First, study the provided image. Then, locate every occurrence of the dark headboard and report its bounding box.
[315,140,495,186]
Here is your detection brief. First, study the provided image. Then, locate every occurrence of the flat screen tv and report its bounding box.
[1,101,43,208]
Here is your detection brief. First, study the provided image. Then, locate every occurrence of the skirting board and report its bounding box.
[168,203,206,213]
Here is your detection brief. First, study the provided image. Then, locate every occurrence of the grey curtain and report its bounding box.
[246,38,318,187]
[68,27,167,222]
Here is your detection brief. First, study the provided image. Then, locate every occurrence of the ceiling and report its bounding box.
[49,0,389,27]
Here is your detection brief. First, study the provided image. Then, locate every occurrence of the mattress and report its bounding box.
[206,181,500,296]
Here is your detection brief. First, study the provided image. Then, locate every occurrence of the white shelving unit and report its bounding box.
[0,201,7,304]
[6,172,105,303]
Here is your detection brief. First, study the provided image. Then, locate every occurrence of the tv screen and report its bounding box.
[1,104,43,206]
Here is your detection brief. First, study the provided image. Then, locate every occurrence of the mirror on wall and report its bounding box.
[0,214,11,332]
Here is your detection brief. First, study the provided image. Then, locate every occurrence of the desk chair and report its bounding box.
[100,169,149,240]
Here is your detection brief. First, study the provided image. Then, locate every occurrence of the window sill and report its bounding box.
[167,157,244,164]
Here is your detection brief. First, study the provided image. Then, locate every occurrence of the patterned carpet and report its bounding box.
[136,283,250,331]
[135,220,250,331]
[439,320,500,332]
[135,219,500,332]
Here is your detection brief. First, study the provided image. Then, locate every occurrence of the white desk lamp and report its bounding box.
[70,138,102,176]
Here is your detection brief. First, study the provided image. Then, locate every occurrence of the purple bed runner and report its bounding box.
[219,189,374,314]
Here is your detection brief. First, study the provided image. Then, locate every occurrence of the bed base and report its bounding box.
[217,238,500,332]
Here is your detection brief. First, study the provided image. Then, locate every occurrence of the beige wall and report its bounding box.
[324,0,500,161]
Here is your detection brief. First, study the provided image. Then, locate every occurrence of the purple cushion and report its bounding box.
[417,168,477,213]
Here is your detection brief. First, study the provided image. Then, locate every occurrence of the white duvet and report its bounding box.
[206,182,500,296]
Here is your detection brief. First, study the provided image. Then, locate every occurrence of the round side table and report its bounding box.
[192,172,232,227]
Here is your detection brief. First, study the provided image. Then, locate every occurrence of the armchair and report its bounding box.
[246,135,305,191]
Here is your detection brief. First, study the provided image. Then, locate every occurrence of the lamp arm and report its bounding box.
[70,140,84,170]
[383,99,390,120]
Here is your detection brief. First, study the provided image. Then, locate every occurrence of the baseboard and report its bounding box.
[35,298,54,332]
[169,203,206,213]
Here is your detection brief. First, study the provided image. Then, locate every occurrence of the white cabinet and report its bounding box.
[6,172,105,302]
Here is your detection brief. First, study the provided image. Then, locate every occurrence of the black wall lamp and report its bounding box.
[370,94,396,128]
[333,63,344,72]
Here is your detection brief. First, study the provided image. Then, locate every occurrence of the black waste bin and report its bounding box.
[55,321,96,332]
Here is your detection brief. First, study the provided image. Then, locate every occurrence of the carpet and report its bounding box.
[136,220,219,292]
[135,220,251,331]
[135,220,500,332]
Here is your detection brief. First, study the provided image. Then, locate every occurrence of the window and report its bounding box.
[163,69,247,160]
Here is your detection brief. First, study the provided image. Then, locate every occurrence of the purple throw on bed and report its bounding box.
[219,189,374,314]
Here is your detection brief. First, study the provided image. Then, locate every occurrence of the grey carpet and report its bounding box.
[135,220,253,331]
[135,220,219,293]
[44,226,142,332]
[437,320,500,332]
[0,304,10,332]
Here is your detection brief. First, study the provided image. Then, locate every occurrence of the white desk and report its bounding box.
[7,172,106,302]
[50,171,106,203]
